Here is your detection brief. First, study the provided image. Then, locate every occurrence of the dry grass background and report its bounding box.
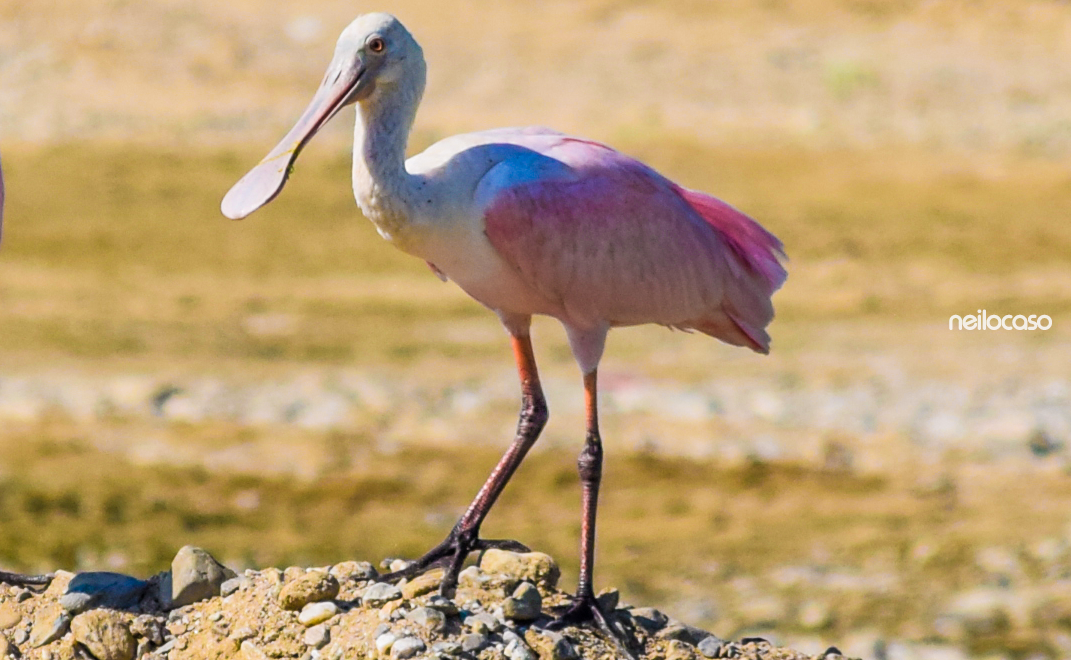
[1,0,1071,656]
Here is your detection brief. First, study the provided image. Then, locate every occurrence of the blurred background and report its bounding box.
[2,0,1071,657]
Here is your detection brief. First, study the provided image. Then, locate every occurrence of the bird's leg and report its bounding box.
[380,333,547,594]
[0,570,54,589]
[548,370,638,659]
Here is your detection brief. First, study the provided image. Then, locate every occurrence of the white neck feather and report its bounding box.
[352,70,424,241]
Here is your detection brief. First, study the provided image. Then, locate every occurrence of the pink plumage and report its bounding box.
[481,135,786,353]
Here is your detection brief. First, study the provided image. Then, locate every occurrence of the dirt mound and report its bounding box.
[0,548,849,660]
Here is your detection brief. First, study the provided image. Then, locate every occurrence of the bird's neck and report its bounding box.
[352,85,420,243]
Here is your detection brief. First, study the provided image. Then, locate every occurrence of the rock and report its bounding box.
[279,571,340,611]
[525,629,578,660]
[390,636,425,658]
[362,582,402,607]
[304,624,330,648]
[0,602,22,629]
[432,640,463,656]
[298,601,339,626]
[697,635,725,658]
[400,569,443,599]
[62,572,148,613]
[405,606,446,633]
[460,632,488,653]
[375,631,397,655]
[630,607,669,632]
[71,610,136,660]
[665,639,696,660]
[330,561,377,582]
[130,615,166,645]
[502,582,542,621]
[13,628,29,644]
[596,588,619,612]
[479,550,560,591]
[30,609,71,648]
[464,611,501,634]
[426,594,459,616]
[221,576,248,597]
[241,639,271,660]
[170,546,236,608]
[505,636,538,660]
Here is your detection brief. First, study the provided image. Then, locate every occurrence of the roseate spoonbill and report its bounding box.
[223,12,785,643]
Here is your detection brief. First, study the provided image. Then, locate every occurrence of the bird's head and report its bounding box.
[221,13,424,220]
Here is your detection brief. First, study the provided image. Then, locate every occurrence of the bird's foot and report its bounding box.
[0,570,54,590]
[547,593,640,660]
[378,529,530,596]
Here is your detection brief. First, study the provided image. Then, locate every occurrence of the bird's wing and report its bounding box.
[480,137,785,352]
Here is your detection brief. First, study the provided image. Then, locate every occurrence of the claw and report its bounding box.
[547,595,640,660]
[377,532,531,596]
[0,570,54,589]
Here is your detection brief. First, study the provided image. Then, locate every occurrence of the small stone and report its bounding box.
[304,624,330,649]
[389,559,414,573]
[62,572,148,613]
[665,639,694,660]
[697,636,725,658]
[505,637,538,660]
[658,623,697,642]
[525,629,578,660]
[71,610,136,660]
[426,595,458,616]
[170,546,236,608]
[479,550,560,591]
[390,636,425,658]
[230,626,257,643]
[400,570,443,599]
[375,632,397,655]
[405,606,446,633]
[502,582,542,621]
[221,576,247,597]
[279,571,340,611]
[241,639,271,660]
[596,588,619,612]
[13,628,29,644]
[298,601,339,626]
[130,615,166,645]
[362,582,402,607]
[30,610,71,648]
[432,640,463,655]
[208,612,223,622]
[460,633,488,653]
[630,607,668,632]
[0,603,22,630]
[330,561,377,582]
[457,566,483,587]
[465,611,501,634]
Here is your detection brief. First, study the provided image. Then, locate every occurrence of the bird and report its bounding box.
[223,12,785,650]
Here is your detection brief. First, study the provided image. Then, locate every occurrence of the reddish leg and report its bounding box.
[380,333,548,594]
[549,370,638,659]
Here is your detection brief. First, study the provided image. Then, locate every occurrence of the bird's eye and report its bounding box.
[368,37,385,53]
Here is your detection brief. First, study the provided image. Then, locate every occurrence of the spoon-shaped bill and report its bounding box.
[221,62,364,220]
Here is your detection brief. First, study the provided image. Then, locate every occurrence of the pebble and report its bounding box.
[405,606,446,633]
[241,639,271,660]
[502,582,542,621]
[71,610,137,660]
[30,610,71,648]
[425,594,458,616]
[375,631,397,654]
[13,628,29,644]
[432,640,463,655]
[665,639,694,660]
[279,571,340,611]
[298,601,340,626]
[630,607,669,632]
[465,611,501,634]
[698,635,726,658]
[596,588,619,612]
[221,576,248,597]
[505,636,538,660]
[330,561,378,582]
[130,615,166,645]
[479,550,560,591]
[525,629,578,660]
[304,624,330,648]
[400,570,443,599]
[460,632,488,653]
[169,546,236,608]
[390,635,425,658]
[0,603,22,629]
[362,582,402,607]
